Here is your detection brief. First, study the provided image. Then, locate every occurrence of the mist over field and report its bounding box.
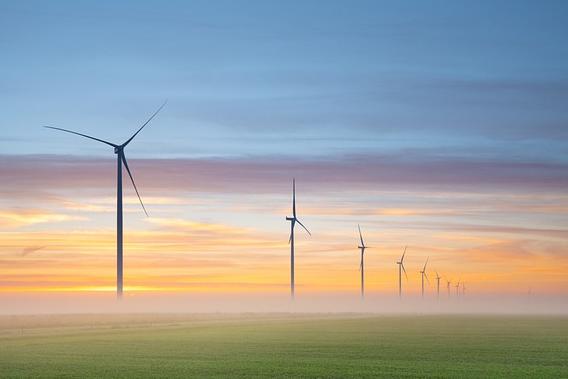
[1,292,566,315]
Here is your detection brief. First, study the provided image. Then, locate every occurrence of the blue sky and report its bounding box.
[1,0,567,160]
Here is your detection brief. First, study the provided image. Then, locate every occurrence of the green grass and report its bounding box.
[0,314,567,378]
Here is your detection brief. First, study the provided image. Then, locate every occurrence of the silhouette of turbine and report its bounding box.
[420,257,430,298]
[285,179,311,299]
[44,101,166,299]
[396,247,408,298]
[435,271,442,300]
[357,224,369,299]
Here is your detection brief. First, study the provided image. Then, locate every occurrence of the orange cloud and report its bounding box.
[0,208,83,228]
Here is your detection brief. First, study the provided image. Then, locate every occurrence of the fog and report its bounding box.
[1,292,566,315]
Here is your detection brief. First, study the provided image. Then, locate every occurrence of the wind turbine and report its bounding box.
[285,179,311,299]
[455,281,460,297]
[357,224,369,299]
[44,101,166,299]
[435,271,442,299]
[396,247,408,298]
[446,279,451,298]
[420,257,430,298]
[462,282,466,297]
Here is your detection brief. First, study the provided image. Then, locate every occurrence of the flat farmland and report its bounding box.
[0,314,566,378]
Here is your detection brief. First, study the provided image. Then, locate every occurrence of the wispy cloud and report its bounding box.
[0,208,82,228]
[21,245,47,256]
[1,154,567,197]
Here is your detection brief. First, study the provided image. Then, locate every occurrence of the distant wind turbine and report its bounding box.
[44,101,166,299]
[462,282,466,297]
[356,224,369,299]
[455,281,460,297]
[286,179,311,299]
[446,279,451,298]
[435,271,442,300]
[420,257,430,298]
[396,247,408,298]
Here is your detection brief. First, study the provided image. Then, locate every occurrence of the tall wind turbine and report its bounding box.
[446,279,451,298]
[396,247,408,298]
[357,224,369,299]
[420,257,430,298]
[44,101,166,299]
[455,281,460,297]
[435,271,442,299]
[285,179,311,299]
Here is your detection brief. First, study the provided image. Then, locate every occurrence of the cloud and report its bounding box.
[0,208,82,228]
[1,153,567,198]
[146,217,249,234]
[21,245,47,256]
[304,206,462,217]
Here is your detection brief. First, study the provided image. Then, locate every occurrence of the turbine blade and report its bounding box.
[122,100,167,147]
[425,272,430,285]
[402,264,408,281]
[288,219,295,244]
[423,256,429,271]
[296,219,311,236]
[292,178,296,217]
[43,126,117,147]
[401,246,407,262]
[121,153,148,217]
[358,224,365,247]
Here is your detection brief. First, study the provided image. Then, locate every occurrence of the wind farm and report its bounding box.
[2,1,568,378]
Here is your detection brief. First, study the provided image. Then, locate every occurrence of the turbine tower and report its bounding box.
[44,101,166,299]
[455,281,460,297]
[435,271,442,299]
[420,257,429,298]
[396,247,408,298]
[462,282,466,297]
[285,179,311,299]
[446,279,451,298]
[357,224,369,299]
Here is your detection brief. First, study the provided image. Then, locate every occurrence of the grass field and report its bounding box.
[0,314,567,378]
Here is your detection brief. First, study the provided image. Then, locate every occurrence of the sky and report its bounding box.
[0,0,567,301]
